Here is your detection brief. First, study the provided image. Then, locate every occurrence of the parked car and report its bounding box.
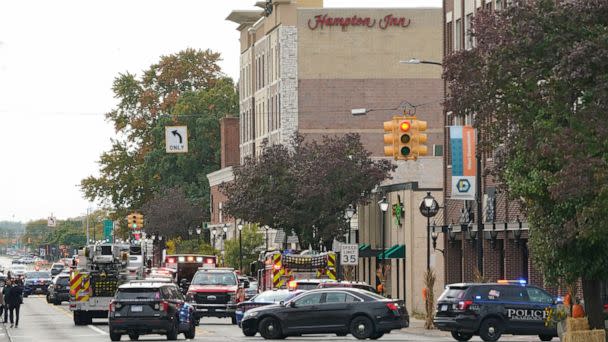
[241,288,409,339]
[236,289,305,331]
[287,278,337,291]
[9,264,27,277]
[244,281,259,300]
[317,280,377,293]
[50,263,65,276]
[46,274,70,305]
[108,281,196,341]
[23,271,52,296]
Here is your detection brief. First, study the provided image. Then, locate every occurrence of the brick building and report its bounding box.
[228,0,445,314]
[441,0,543,289]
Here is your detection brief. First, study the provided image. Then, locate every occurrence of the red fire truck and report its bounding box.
[259,251,337,291]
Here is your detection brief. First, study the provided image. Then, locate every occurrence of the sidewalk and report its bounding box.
[404,317,451,337]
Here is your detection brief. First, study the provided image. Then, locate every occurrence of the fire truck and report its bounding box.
[69,243,130,325]
[258,251,337,291]
[164,254,216,285]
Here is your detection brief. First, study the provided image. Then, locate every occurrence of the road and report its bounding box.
[0,257,555,342]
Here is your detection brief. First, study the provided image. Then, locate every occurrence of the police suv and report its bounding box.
[434,280,558,342]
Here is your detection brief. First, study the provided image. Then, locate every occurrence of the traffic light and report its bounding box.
[135,213,144,229]
[127,214,135,229]
[383,116,400,159]
[409,118,428,159]
[398,119,412,159]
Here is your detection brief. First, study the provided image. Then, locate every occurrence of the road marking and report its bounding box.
[88,324,108,335]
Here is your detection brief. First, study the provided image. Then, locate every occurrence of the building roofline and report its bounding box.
[226,10,263,27]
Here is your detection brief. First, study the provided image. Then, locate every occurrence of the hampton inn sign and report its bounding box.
[308,14,411,30]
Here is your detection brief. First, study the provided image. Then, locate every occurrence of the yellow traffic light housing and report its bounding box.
[409,118,428,159]
[382,115,428,161]
[383,117,399,158]
[135,213,144,229]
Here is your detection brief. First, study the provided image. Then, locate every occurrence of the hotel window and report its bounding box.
[446,21,453,53]
[485,2,492,10]
[496,0,503,10]
[455,18,462,51]
[465,14,473,50]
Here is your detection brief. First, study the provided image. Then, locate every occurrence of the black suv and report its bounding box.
[46,274,70,305]
[109,282,196,341]
[434,281,558,342]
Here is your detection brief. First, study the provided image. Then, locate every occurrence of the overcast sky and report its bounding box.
[0,0,441,223]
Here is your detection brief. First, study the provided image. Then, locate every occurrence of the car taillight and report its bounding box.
[386,302,399,311]
[458,300,473,310]
[109,301,115,312]
[162,301,169,312]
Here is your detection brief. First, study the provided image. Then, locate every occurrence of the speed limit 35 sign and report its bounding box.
[340,244,359,265]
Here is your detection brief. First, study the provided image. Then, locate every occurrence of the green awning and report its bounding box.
[359,243,370,251]
[377,244,405,260]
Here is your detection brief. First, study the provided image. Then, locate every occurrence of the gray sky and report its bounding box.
[0,0,441,223]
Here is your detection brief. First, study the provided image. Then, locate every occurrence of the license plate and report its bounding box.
[131,305,143,312]
[441,304,448,311]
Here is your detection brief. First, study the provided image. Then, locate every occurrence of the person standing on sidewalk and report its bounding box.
[0,281,6,322]
[2,280,11,324]
[6,279,22,328]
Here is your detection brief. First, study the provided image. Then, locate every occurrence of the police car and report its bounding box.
[434,280,558,342]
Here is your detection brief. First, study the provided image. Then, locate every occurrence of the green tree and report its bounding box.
[172,238,216,255]
[221,134,394,248]
[80,49,238,220]
[224,224,264,274]
[443,0,608,328]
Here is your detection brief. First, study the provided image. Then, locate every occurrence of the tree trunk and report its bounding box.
[582,278,604,329]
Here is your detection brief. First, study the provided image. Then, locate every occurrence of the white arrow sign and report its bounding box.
[48,216,56,227]
[165,126,188,153]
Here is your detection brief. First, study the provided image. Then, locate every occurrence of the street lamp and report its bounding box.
[188,228,193,237]
[399,58,443,66]
[238,222,243,273]
[195,226,202,244]
[378,196,389,267]
[419,192,439,271]
[222,224,228,266]
[345,204,355,244]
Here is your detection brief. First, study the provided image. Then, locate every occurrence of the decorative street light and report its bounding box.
[345,204,356,244]
[238,222,244,273]
[195,225,202,244]
[222,224,228,266]
[419,192,439,271]
[378,196,389,266]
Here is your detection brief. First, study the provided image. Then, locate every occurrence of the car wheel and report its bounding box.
[370,332,384,339]
[194,318,200,326]
[479,318,503,342]
[336,332,348,336]
[166,319,178,341]
[259,317,284,340]
[231,315,237,325]
[184,321,196,339]
[349,316,374,340]
[539,335,553,341]
[53,298,61,305]
[110,332,122,341]
[46,294,51,303]
[73,312,86,326]
[451,331,474,341]
[128,333,139,341]
[242,327,257,337]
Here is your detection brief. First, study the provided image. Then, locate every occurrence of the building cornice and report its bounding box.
[207,167,235,187]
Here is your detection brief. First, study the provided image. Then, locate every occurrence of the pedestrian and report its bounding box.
[0,281,5,322]
[2,280,11,324]
[6,279,22,328]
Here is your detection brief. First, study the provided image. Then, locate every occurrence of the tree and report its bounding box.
[81,48,238,219]
[224,224,264,274]
[170,238,217,255]
[141,186,204,240]
[443,0,608,328]
[221,134,394,248]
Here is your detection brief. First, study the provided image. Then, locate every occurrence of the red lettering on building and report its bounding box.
[308,14,410,30]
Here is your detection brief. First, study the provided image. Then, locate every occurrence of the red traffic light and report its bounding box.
[400,121,411,131]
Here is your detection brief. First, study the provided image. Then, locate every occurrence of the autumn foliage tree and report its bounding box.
[443,0,608,328]
[81,48,238,225]
[221,134,395,249]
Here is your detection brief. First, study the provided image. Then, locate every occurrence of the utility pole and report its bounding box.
[86,207,90,243]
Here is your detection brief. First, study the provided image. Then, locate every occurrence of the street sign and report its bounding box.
[165,126,188,153]
[40,248,46,257]
[47,216,56,227]
[340,244,358,265]
[103,219,113,241]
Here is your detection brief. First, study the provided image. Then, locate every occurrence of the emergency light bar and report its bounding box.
[497,279,527,285]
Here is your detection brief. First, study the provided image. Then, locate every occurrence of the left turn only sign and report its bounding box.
[165,126,188,153]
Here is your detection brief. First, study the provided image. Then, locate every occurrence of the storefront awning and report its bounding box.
[359,243,370,251]
[377,244,405,260]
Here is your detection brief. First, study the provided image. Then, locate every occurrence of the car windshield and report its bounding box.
[253,291,297,303]
[52,264,64,269]
[294,282,321,290]
[26,271,50,278]
[438,286,469,301]
[56,277,70,286]
[116,288,161,300]
[191,272,237,286]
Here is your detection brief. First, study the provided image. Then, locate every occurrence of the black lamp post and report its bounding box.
[420,192,439,271]
[195,226,202,244]
[264,225,270,251]
[238,222,243,273]
[345,204,356,244]
[222,224,228,266]
[211,228,217,250]
[188,227,193,238]
[378,196,389,267]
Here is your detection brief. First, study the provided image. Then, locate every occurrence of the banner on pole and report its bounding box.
[450,126,476,200]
